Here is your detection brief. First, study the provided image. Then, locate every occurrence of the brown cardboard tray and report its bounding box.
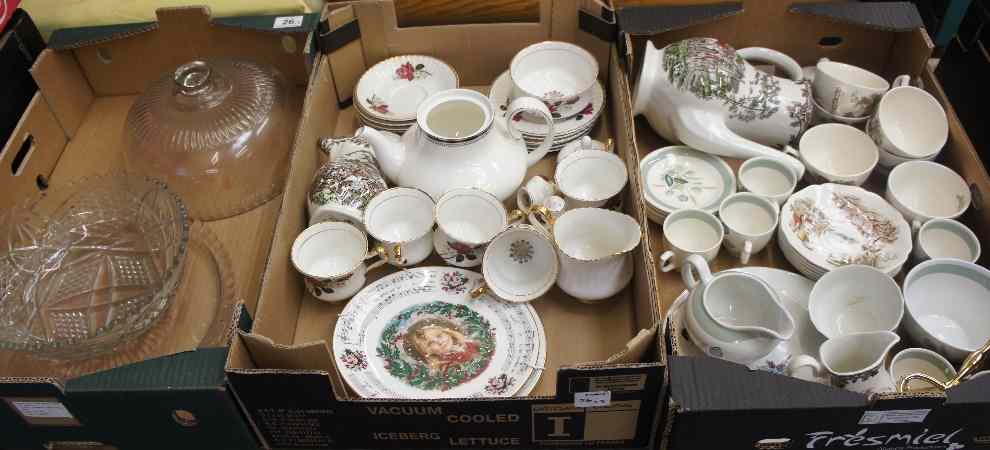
[224,1,667,449]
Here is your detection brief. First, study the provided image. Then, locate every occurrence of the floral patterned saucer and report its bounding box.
[355,55,459,122]
[489,70,604,140]
[779,184,911,279]
[333,267,544,399]
[639,146,736,218]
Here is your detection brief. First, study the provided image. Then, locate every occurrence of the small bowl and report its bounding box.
[874,84,948,159]
[510,41,598,104]
[481,224,559,303]
[799,124,878,186]
[811,95,870,127]
[886,161,971,230]
[904,259,990,362]
[915,218,981,263]
[555,150,628,208]
[809,265,904,339]
[738,156,798,206]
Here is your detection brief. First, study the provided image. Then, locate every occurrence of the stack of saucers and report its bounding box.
[638,146,736,224]
[488,42,605,152]
[778,184,912,280]
[354,55,459,134]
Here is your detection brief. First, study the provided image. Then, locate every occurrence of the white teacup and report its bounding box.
[738,156,798,206]
[796,123,878,186]
[517,175,556,212]
[891,347,958,393]
[813,58,890,117]
[291,222,387,302]
[885,161,971,231]
[434,188,523,268]
[810,95,870,127]
[718,193,779,264]
[555,150,628,209]
[914,218,981,263]
[475,224,559,303]
[659,209,724,272]
[869,75,948,160]
[557,136,607,164]
[364,187,436,267]
[814,331,900,395]
[510,41,598,114]
[808,265,904,339]
[552,208,641,303]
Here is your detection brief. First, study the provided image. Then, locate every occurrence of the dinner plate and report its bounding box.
[780,184,911,278]
[334,267,544,398]
[640,146,736,216]
[666,266,826,375]
[490,71,604,138]
[355,55,459,122]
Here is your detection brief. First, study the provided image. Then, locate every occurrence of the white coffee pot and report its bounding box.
[632,38,810,178]
[358,88,555,201]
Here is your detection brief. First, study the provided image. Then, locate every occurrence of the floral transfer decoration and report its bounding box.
[340,349,368,370]
[652,164,719,206]
[394,62,431,81]
[509,240,534,263]
[438,240,481,266]
[365,94,389,114]
[787,80,814,145]
[440,271,470,294]
[308,273,353,297]
[789,192,900,267]
[308,147,387,211]
[484,374,515,395]
[376,301,495,391]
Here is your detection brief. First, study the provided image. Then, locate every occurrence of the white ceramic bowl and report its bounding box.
[886,161,971,228]
[510,41,598,103]
[810,95,870,127]
[799,124,878,186]
[737,156,798,206]
[555,150,628,208]
[915,218,981,263]
[808,265,904,339]
[874,130,938,170]
[904,259,990,362]
[874,85,948,159]
[482,224,559,303]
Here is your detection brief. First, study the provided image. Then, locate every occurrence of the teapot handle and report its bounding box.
[506,96,556,167]
[737,47,803,81]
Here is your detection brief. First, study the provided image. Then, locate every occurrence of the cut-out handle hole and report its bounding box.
[11,135,35,176]
[819,36,843,47]
[97,47,113,64]
[36,174,49,190]
[171,409,198,427]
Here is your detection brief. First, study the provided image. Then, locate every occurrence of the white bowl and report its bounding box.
[482,224,559,303]
[915,218,981,263]
[799,124,878,186]
[808,265,904,339]
[738,156,798,206]
[886,161,971,228]
[510,41,598,103]
[874,85,948,159]
[904,259,990,362]
[555,150,628,208]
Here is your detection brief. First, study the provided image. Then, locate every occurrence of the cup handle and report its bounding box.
[659,250,676,273]
[507,208,526,225]
[740,240,753,265]
[680,254,713,288]
[787,354,825,380]
[531,205,556,231]
[366,245,389,272]
[469,283,488,299]
[892,74,912,88]
[507,96,555,167]
[911,219,924,233]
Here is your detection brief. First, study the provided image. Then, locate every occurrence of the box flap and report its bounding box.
[669,356,866,412]
[616,3,743,36]
[48,7,319,50]
[789,1,924,32]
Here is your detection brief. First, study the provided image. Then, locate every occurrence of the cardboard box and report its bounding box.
[0,7,319,449]
[224,1,668,449]
[614,2,990,449]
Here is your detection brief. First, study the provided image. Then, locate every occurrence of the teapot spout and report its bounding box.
[356,126,404,183]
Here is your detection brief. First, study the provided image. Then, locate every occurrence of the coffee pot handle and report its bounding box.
[737,47,803,81]
[787,354,826,381]
[506,96,556,167]
[680,254,713,290]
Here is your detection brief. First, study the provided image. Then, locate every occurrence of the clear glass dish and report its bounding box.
[0,174,189,360]
[124,59,292,220]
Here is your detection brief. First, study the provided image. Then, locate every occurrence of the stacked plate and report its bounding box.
[354,55,459,134]
[638,146,736,224]
[489,71,604,152]
[333,267,546,399]
[778,184,912,280]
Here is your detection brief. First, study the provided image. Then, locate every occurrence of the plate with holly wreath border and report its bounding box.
[333,267,545,398]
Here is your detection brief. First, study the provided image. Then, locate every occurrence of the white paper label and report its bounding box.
[574,391,611,408]
[273,15,304,29]
[11,400,75,419]
[859,409,931,425]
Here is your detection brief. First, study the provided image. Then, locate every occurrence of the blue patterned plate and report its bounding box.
[640,146,736,217]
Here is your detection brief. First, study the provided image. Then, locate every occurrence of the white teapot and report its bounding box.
[357,88,555,201]
[632,38,811,178]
